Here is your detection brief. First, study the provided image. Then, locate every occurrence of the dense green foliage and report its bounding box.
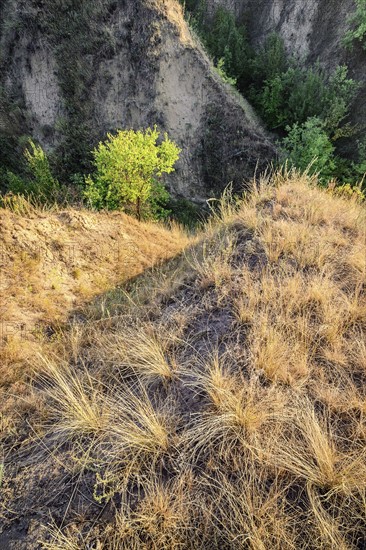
[205,8,251,88]
[84,127,180,220]
[255,64,359,133]
[250,33,288,87]
[183,2,364,187]
[343,0,366,50]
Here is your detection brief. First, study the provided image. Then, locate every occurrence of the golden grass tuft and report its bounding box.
[115,325,177,384]
[183,353,287,464]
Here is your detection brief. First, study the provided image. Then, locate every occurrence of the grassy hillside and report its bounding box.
[0,202,191,464]
[1,171,366,548]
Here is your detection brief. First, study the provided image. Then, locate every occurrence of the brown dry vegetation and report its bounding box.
[1,170,366,548]
[0,202,190,366]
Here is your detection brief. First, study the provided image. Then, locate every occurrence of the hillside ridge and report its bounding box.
[1,171,365,548]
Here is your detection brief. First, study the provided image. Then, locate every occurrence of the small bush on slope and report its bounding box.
[282,117,336,182]
[5,139,60,204]
[2,169,366,548]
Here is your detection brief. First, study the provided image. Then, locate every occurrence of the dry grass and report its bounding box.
[106,324,178,384]
[1,169,366,548]
[0,203,191,452]
[37,359,174,486]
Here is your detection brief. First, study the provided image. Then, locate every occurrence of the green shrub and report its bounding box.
[343,0,366,50]
[214,58,237,86]
[344,138,366,188]
[281,117,336,182]
[333,139,366,186]
[145,181,172,222]
[24,140,60,198]
[328,182,365,201]
[6,139,60,203]
[4,170,27,195]
[354,137,366,181]
[84,127,180,220]
[257,65,327,130]
[322,65,360,136]
[336,155,363,186]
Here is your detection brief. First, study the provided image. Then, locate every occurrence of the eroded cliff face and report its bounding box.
[0,0,275,200]
[208,0,354,63]
[207,0,366,152]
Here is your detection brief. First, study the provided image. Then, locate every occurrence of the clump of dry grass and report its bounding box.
[2,169,366,548]
[37,359,173,491]
[38,359,111,438]
[199,467,299,549]
[105,324,178,385]
[110,473,194,549]
[263,398,366,494]
[182,352,287,463]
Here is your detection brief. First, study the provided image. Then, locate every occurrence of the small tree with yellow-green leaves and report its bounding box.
[84,127,180,220]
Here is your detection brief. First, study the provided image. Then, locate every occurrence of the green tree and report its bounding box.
[204,7,251,86]
[84,127,180,220]
[323,65,360,137]
[257,65,327,130]
[256,64,358,134]
[282,117,336,183]
[250,33,288,88]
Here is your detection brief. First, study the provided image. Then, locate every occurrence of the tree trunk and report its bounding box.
[136,196,141,221]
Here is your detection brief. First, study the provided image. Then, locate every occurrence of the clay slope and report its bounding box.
[0,0,275,199]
